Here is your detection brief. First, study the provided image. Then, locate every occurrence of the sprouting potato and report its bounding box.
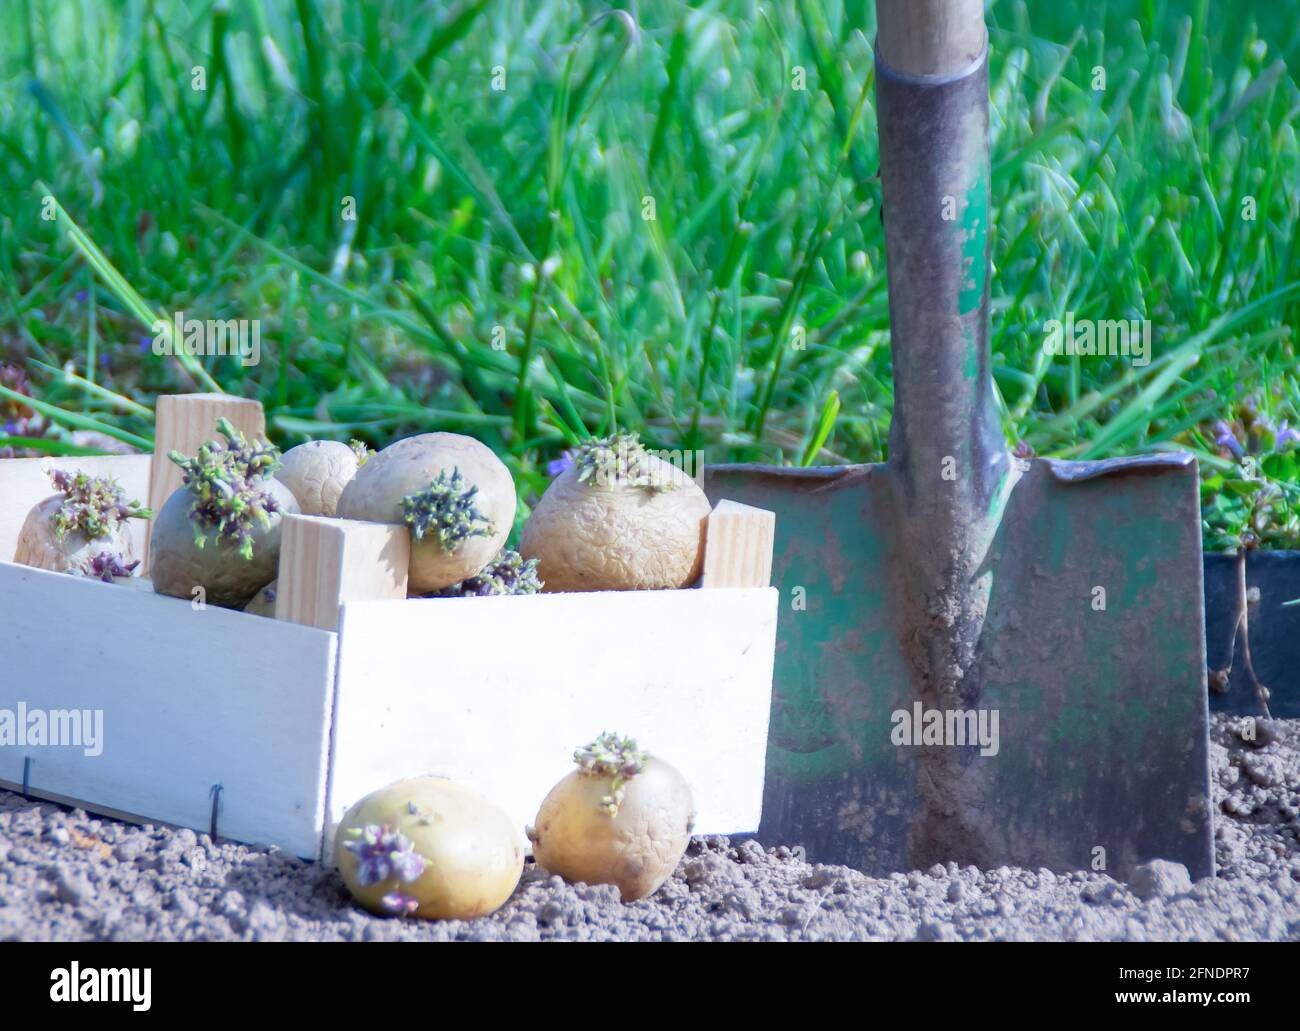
[521,433,711,592]
[149,419,298,609]
[529,733,695,901]
[14,469,150,577]
[336,432,515,593]
[336,777,524,920]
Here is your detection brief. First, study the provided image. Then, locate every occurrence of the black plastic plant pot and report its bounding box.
[1204,550,1300,718]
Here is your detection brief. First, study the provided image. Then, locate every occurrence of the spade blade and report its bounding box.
[705,454,1213,881]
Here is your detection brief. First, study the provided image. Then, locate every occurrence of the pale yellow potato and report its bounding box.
[336,777,524,921]
[530,756,695,901]
[336,433,515,593]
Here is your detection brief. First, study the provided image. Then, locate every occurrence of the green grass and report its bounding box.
[1,0,1298,544]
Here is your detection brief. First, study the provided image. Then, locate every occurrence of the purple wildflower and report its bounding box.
[1213,420,1244,459]
[1276,421,1300,451]
[546,451,575,478]
[343,824,427,889]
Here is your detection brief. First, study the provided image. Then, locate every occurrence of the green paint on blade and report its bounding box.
[958,170,988,318]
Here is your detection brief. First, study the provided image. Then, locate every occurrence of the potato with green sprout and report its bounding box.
[521,433,710,592]
[335,777,524,920]
[336,432,515,593]
[14,469,151,576]
[150,419,298,608]
[529,733,695,901]
[428,548,542,597]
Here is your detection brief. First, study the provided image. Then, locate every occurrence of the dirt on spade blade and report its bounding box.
[1,714,1297,942]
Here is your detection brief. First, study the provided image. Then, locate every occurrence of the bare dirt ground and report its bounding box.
[1,714,1297,941]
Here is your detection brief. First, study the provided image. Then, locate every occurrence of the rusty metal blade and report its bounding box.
[705,454,1213,881]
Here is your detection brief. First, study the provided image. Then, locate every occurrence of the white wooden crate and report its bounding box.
[0,450,776,859]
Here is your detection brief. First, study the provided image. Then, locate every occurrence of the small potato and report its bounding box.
[275,440,360,517]
[530,735,695,901]
[336,777,524,921]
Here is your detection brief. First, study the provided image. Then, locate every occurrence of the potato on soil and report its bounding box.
[14,470,149,576]
[149,419,298,609]
[529,733,695,901]
[274,440,362,517]
[336,777,524,920]
[336,432,515,593]
[521,433,710,592]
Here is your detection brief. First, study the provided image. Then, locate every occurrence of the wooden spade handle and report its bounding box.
[876,0,986,77]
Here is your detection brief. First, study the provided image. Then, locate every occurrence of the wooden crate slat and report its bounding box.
[0,562,337,857]
[700,499,776,589]
[276,515,410,631]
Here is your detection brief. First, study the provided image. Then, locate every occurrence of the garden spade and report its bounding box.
[705,0,1213,880]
